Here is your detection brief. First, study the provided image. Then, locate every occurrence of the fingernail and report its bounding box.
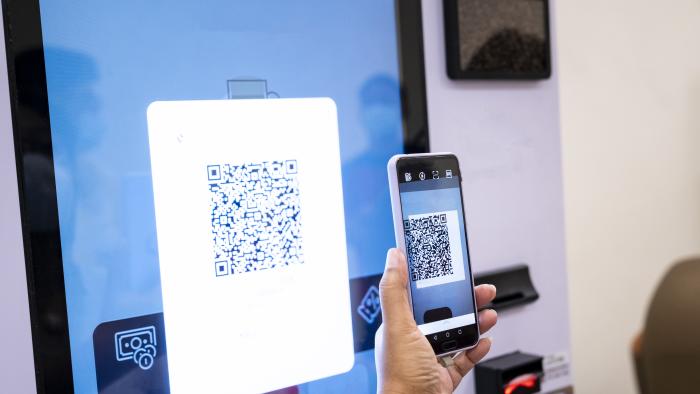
[386,249,398,267]
[489,284,497,293]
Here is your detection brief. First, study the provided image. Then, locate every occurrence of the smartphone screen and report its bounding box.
[395,154,479,354]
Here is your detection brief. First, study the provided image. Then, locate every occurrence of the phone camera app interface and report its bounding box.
[398,162,476,337]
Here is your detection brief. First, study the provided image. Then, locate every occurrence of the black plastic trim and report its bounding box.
[474,264,540,311]
[1,0,74,392]
[396,0,431,153]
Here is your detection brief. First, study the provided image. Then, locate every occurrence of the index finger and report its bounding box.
[475,284,496,309]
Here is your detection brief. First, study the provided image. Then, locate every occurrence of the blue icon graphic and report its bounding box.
[357,285,381,324]
[207,165,221,181]
[114,326,158,370]
[215,261,228,276]
[285,159,298,174]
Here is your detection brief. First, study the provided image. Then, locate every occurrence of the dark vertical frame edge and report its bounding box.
[443,0,462,80]
[395,0,430,154]
[1,0,75,392]
[443,0,552,80]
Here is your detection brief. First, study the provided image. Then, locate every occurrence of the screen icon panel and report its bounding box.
[93,313,169,393]
[114,326,158,370]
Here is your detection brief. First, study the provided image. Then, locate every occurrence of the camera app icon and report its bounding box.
[114,326,158,370]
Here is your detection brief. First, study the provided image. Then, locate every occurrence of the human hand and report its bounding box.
[375,249,498,394]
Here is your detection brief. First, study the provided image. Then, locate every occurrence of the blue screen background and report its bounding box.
[38,0,404,392]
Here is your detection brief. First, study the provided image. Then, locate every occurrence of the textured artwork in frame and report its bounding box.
[444,0,551,80]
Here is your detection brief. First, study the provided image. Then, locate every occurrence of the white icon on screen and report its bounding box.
[357,285,381,324]
[114,326,158,370]
[446,170,453,178]
[432,170,439,179]
[419,172,426,180]
[404,172,412,182]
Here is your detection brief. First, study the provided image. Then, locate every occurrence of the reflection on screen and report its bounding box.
[37,0,404,392]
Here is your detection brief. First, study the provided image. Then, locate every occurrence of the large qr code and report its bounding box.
[404,213,453,282]
[207,160,303,277]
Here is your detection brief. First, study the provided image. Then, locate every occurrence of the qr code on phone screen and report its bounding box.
[207,160,303,277]
[404,213,454,282]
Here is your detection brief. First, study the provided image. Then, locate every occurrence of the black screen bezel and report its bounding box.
[396,154,480,354]
[2,0,430,391]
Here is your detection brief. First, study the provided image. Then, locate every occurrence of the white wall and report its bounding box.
[422,1,573,393]
[557,0,700,392]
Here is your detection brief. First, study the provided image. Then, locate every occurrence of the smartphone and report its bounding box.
[387,153,480,356]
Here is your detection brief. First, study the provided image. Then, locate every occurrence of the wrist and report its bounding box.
[377,377,409,394]
[378,384,409,394]
[380,378,423,394]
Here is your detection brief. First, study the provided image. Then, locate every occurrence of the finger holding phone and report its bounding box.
[375,249,497,393]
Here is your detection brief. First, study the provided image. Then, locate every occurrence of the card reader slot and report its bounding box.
[474,264,539,312]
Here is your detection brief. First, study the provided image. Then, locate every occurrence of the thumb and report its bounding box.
[379,248,415,329]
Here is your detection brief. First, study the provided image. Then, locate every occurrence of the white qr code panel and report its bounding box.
[404,210,465,289]
[208,161,303,276]
[146,98,353,393]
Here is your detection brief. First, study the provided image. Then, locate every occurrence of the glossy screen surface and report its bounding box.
[37,1,405,391]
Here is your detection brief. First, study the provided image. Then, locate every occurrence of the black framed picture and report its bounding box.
[444,0,551,80]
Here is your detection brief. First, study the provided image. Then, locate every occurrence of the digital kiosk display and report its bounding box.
[6,0,428,392]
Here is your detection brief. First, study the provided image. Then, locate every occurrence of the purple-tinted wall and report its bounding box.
[422,1,573,392]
